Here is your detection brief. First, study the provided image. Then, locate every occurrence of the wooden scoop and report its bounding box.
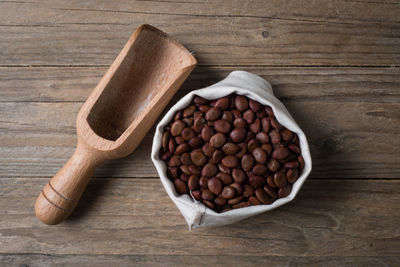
[35,24,197,225]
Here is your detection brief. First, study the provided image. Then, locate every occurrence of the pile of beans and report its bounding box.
[159,94,304,213]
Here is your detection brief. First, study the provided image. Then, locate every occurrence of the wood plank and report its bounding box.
[1,254,399,267]
[0,67,399,179]
[1,178,399,257]
[0,1,399,66]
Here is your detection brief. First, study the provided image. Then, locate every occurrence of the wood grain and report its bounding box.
[1,178,399,257]
[0,1,399,66]
[1,67,399,179]
[1,254,399,267]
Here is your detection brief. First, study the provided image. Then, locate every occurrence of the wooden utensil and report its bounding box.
[35,24,197,225]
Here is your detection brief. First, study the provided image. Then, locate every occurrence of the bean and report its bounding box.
[169,155,181,167]
[252,164,268,175]
[199,176,208,189]
[162,131,170,151]
[214,196,227,206]
[274,171,287,188]
[230,127,247,143]
[241,154,254,172]
[214,120,232,133]
[201,126,214,142]
[230,183,243,195]
[281,129,294,142]
[235,95,249,111]
[252,147,267,164]
[188,137,203,149]
[202,142,216,157]
[175,143,190,155]
[190,151,207,166]
[208,177,223,195]
[181,128,195,141]
[263,184,277,199]
[201,163,218,177]
[269,130,281,144]
[233,118,247,128]
[232,168,247,183]
[188,175,200,190]
[261,117,270,133]
[270,117,283,130]
[168,138,176,153]
[222,143,239,155]
[205,107,222,121]
[202,189,215,201]
[278,184,292,198]
[243,109,255,124]
[249,196,261,205]
[174,179,188,194]
[256,132,270,144]
[288,143,301,154]
[255,188,271,204]
[222,155,239,168]
[203,200,215,209]
[267,158,280,172]
[272,147,290,160]
[217,172,233,185]
[243,184,254,197]
[181,152,192,165]
[193,116,206,133]
[191,190,201,201]
[228,196,243,205]
[222,111,234,122]
[193,96,208,105]
[218,163,231,174]
[210,133,226,148]
[250,118,261,133]
[215,97,230,110]
[249,99,262,112]
[287,168,299,183]
[221,186,236,199]
[171,120,186,136]
[211,149,224,164]
[247,139,260,153]
[249,176,265,188]
[232,202,250,209]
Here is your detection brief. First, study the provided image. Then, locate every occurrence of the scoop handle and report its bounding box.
[35,143,104,225]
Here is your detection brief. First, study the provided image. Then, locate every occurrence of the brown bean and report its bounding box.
[193,96,208,105]
[243,109,255,124]
[298,155,305,170]
[180,173,190,182]
[263,184,277,199]
[193,116,206,133]
[235,143,247,158]
[270,117,284,130]
[281,129,294,142]
[198,105,211,113]
[208,177,223,195]
[168,167,179,179]
[247,139,260,153]
[175,136,185,145]
[235,95,249,111]
[266,175,278,188]
[203,200,215,209]
[174,179,188,194]
[243,184,254,197]
[249,99,262,112]
[214,196,227,206]
[261,143,273,156]
[222,155,239,168]
[188,137,203,149]
[256,110,267,119]
[202,142,216,157]
[191,190,201,201]
[202,189,215,201]
[180,165,191,175]
[288,143,301,154]
[256,132,270,144]
[221,186,236,199]
[232,168,247,183]
[162,131,170,151]
[249,196,261,205]
[211,149,224,164]
[168,138,176,153]
[190,150,207,166]
[188,175,200,190]
[214,97,230,110]
[252,147,267,164]
[229,127,247,143]
[181,128,195,141]
[181,152,192,165]
[232,202,250,209]
[189,165,201,175]
[175,143,190,155]
[249,176,265,188]
[199,176,208,189]
[209,132,225,148]
[232,109,241,119]
[261,117,271,133]
[272,147,290,160]
[222,111,234,122]
[228,195,243,205]
[182,118,193,127]
[183,105,196,118]
[169,155,181,167]
[241,154,254,172]
[201,163,218,177]
[222,143,239,155]
[201,126,214,142]
[171,120,186,136]
[267,158,280,172]
[269,130,281,144]
[252,164,268,175]
[278,184,292,198]
[214,120,232,134]
[255,188,271,204]
[205,107,222,121]
[287,168,299,183]
[160,151,172,161]
[230,183,243,195]
[217,172,233,185]
[250,118,261,133]
[274,171,287,188]
[233,118,247,128]
[265,106,275,117]
[174,110,182,121]
[218,163,231,174]
[284,161,299,169]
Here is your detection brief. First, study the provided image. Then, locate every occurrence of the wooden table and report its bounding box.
[1,1,399,266]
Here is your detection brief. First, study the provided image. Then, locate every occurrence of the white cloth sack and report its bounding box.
[151,71,312,229]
